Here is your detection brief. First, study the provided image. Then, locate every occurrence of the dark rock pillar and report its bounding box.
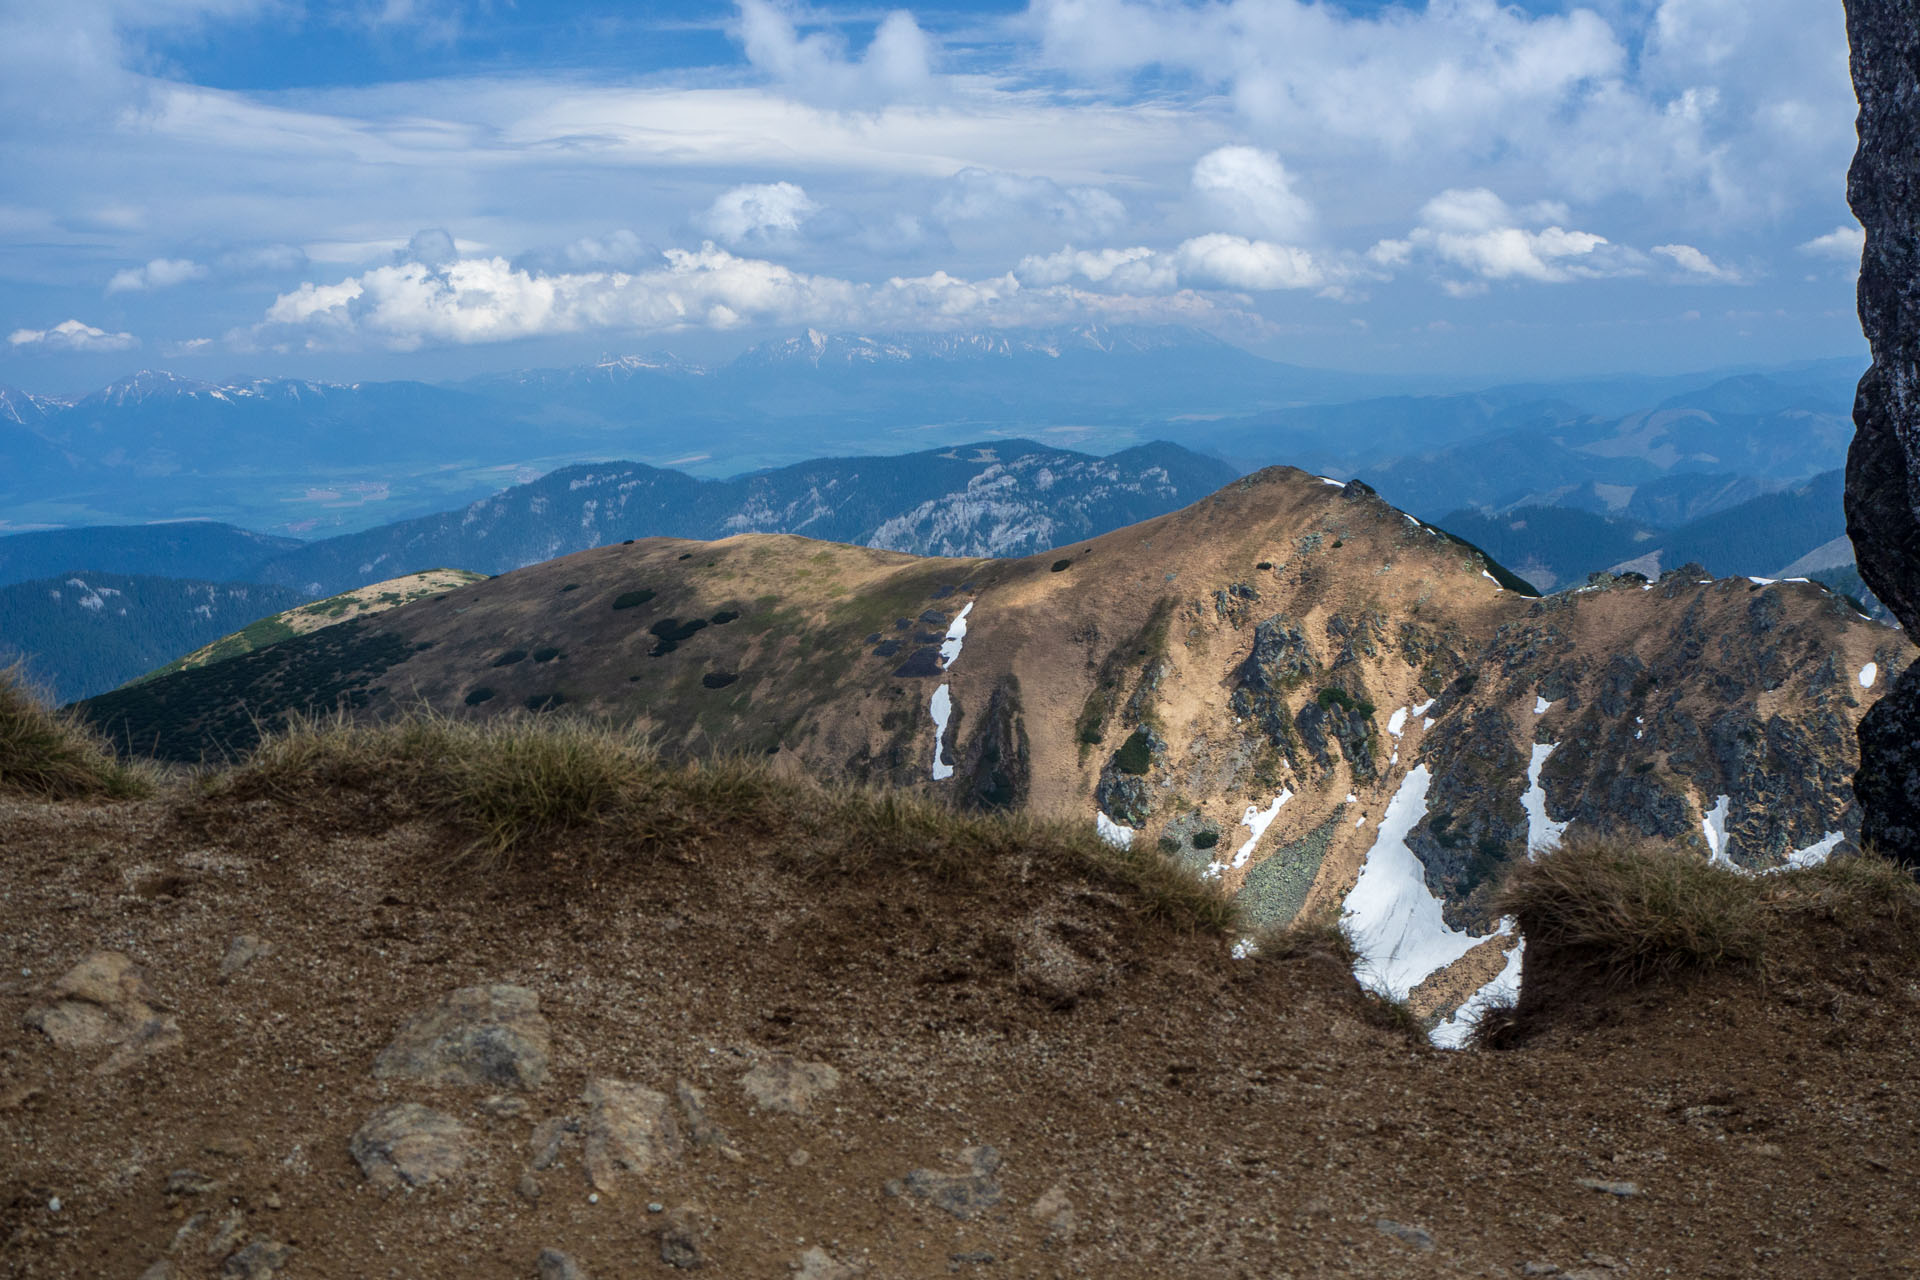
[1845,0,1920,869]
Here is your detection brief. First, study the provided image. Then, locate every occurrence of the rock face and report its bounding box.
[1844,0,1920,870]
[349,1103,473,1188]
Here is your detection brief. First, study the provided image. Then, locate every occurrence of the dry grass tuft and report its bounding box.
[0,664,154,800]
[213,711,1236,935]
[1495,834,1765,986]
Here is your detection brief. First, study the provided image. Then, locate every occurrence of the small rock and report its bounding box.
[583,1078,682,1192]
[481,1094,530,1119]
[1574,1178,1641,1198]
[203,1135,257,1160]
[218,936,271,981]
[137,1262,173,1280]
[165,1169,217,1197]
[740,1056,840,1115]
[530,1115,582,1170]
[1030,1182,1076,1247]
[903,1146,1004,1221]
[221,1239,294,1279]
[793,1245,863,1279]
[675,1080,738,1157]
[373,985,551,1091]
[1375,1219,1434,1251]
[948,1251,995,1270]
[517,1173,542,1202]
[349,1103,473,1188]
[537,1247,591,1280]
[658,1205,709,1269]
[204,1210,246,1257]
[170,1212,207,1253]
[1519,1265,1563,1277]
[788,1149,810,1167]
[0,1081,42,1112]
[25,951,181,1073]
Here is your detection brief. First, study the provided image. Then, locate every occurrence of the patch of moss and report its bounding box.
[524,692,567,712]
[1113,728,1154,775]
[464,687,495,706]
[612,589,656,610]
[1051,558,1073,572]
[1193,828,1220,850]
[492,649,528,667]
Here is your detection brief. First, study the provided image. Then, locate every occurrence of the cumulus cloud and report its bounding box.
[1799,225,1865,260]
[1016,235,1330,294]
[8,318,139,352]
[243,245,1260,351]
[1384,188,1628,288]
[732,0,935,103]
[700,182,819,245]
[105,257,208,293]
[1652,243,1743,283]
[934,169,1128,240]
[1190,145,1313,241]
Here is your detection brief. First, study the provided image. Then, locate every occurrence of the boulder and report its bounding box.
[25,951,181,1074]
[902,1146,1005,1221]
[582,1078,681,1191]
[739,1056,840,1115]
[349,1103,473,1188]
[373,985,551,1091]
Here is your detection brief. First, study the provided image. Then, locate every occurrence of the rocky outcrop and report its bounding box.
[1843,0,1920,871]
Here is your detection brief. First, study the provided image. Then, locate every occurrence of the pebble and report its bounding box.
[1575,1178,1641,1198]
[1375,1219,1434,1250]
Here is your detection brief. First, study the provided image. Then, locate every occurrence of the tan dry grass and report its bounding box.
[214,711,1237,935]
[0,664,153,800]
[1494,834,1766,985]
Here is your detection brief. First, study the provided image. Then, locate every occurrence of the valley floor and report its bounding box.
[2,790,1917,1279]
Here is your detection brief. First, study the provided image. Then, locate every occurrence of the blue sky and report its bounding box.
[0,0,1866,392]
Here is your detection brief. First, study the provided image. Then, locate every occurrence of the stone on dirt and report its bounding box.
[903,1146,1005,1221]
[1375,1219,1434,1250]
[1575,1178,1640,1198]
[1030,1182,1076,1247]
[657,1205,711,1269]
[739,1055,840,1115]
[583,1078,682,1191]
[373,984,551,1091]
[220,1239,294,1279]
[794,1245,865,1279]
[536,1247,591,1280]
[530,1115,582,1170]
[218,935,271,981]
[349,1103,473,1188]
[25,951,182,1074]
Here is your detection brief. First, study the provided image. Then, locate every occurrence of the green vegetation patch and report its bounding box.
[532,648,563,663]
[463,688,495,706]
[1112,728,1154,775]
[612,589,656,610]
[1316,686,1377,718]
[492,649,528,667]
[648,617,709,656]
[1051,559,1073,572]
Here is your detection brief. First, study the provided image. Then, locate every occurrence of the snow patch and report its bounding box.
[1701,794,1732,867]
[1430,934,1525,1050]
[1481,570,1502,589]
[1341,766,1485,1000]
[939,601,975,670]
[1095,811,1134,850]
[1533,695,1552,715]
[1387,707,1409,737]
[929,685,955,780]
[1230,938,1259,960]
[1204,791,1292,878]
[1780,831,1844,871]
[1411,698,1435,717]
[1860,661,1878,689]
[1523,743,1568,855]
[1318,476,1346,488]
[1748,576,1776,586]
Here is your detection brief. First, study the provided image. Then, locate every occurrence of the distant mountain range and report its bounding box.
[0,438,1236,698]
[0,325,1865,538]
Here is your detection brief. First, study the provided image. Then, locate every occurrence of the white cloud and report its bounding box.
[1652,243,1742,283]
[1389,188,1624,287]
[934,169,1127,240]
[1017,235,1329,294]
[732,0,935,103]
[1173,233,1323,291]
[8,318,139,352]
[244,244,1263,351]
[1190,145,1313,241]
[700,182,819,245]
[105,256,208,292]
[1799,225,1864,260]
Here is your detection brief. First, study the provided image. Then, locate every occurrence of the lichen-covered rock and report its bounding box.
[25,951,182,1075]
[739,1056,840,1115]
[373,984,551,1091]
[1844,0,1920,872]
[902,1145,1005,1220]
